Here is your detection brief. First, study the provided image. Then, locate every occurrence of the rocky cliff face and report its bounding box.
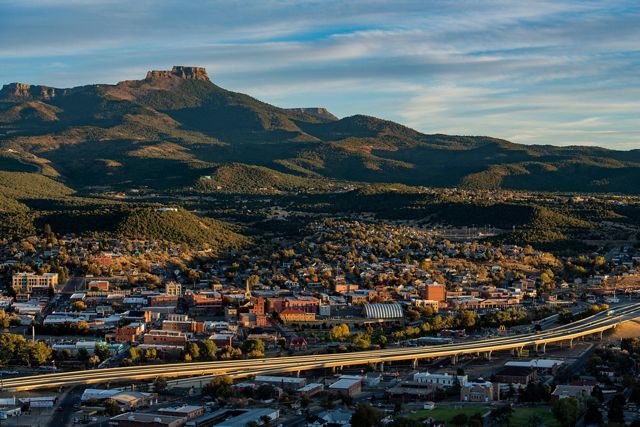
[0,83,58,100]
[145,66,210,81]
[287,107,338,121]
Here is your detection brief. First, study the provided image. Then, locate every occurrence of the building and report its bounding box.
[165,282,182,297]
[162,319,205,334]
[329,376,363,397]
[505,359,564,374]
[424,283,446,302]
[12,272,58,293]
[551,384,593,400]
[268,296,320,314]
[87,280,110,291]
[386,382,435,401]
[185,292,222,316]
[110,391,158,411]
[186,408,279,427]
[158,406,204,420]
[461,381,500,402]
[142,330,187,348]
[254,375,306,390]
[106,323,146,343]
[109,412,186,427]
[297,383,324,397]
[413,372,467,388]
[279,308,316,323]
[493,366,537,385]
[363,303,403,319]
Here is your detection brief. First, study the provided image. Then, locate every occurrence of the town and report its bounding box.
[1,216,640,426]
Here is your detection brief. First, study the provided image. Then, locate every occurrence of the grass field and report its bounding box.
[407,405,560,426]
[406,406,488,423]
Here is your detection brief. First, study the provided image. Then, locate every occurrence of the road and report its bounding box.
[3,303,640,392]
[47,386,81,427]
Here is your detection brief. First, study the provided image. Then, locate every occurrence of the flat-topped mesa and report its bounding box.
[0,83,57,99]
[145,66,209,81]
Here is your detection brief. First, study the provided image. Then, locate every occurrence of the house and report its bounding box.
[551,384,594,400]
[288,337,308,350]
[461,381,500,402]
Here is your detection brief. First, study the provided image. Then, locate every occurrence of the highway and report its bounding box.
[3,303,640,392]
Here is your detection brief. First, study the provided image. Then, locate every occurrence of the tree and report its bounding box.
[584,398,603,426]
[526,414,543,427]
[455,310,478,329]
[349,404,381,427]
[71,301,87,312]
[88,355,101,367]
[351,333,371,350]
[27,341,53,366]
[129,347,141,363]
[77,347,90,364]
[552,397,581,427]
[200,340,218,361]
[490,405,513,426]
[329,324,350,341]
[608,393,626,424]
[451,413,468,427]
[0,333,27,366]
[386,418,422,427]
[103,398,120,416]
[154,376,168,393]
[242,339,265,358]
[95,343,111,362]
[188,342,201,360]
[203,375,235,401]
[255,384,277,401]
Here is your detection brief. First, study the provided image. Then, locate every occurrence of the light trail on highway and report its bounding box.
[3,302,639,391]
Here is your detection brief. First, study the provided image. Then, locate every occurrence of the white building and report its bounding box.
[413,372,467,388]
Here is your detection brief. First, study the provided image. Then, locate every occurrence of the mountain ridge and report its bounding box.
[1,66,639,194]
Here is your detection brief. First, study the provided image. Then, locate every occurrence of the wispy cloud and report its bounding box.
[0,0,638,149]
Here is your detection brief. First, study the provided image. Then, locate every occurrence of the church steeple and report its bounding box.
[245,279,252,299]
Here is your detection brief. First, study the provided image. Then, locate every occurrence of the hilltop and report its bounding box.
[1,66,640,194]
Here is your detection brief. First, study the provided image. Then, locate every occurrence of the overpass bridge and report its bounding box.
[3,302,640,392]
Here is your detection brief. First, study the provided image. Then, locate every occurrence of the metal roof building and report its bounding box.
[363,303,403,319]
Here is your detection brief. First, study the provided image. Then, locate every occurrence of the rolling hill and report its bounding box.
[1,65,640,194]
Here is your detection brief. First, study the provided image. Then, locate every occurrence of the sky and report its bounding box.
[0,0,638,149]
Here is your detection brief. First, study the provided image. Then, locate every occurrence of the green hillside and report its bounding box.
[2,66,640,194]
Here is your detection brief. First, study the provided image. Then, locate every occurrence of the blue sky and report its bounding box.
[0,0,638,149]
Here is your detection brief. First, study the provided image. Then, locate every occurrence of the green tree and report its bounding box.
[95,343,111,361]
[608,393,625,424]
[199,340,218,361]
[451,413,468,427]
[154,376,168,393]
[584,398,603,426]
[203,375,235,401]
[349,404,381,427]
[351,333,371,350]
[27,341,53,366]
[129,346,141,362]
[103,398,120,416]
[552,397,581,427]
[526,413,543,427]
[188,342,201,360]
[329,324,350,341]
[242,339,265,358]
[77,347,90,364]
[0,333,27,366]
